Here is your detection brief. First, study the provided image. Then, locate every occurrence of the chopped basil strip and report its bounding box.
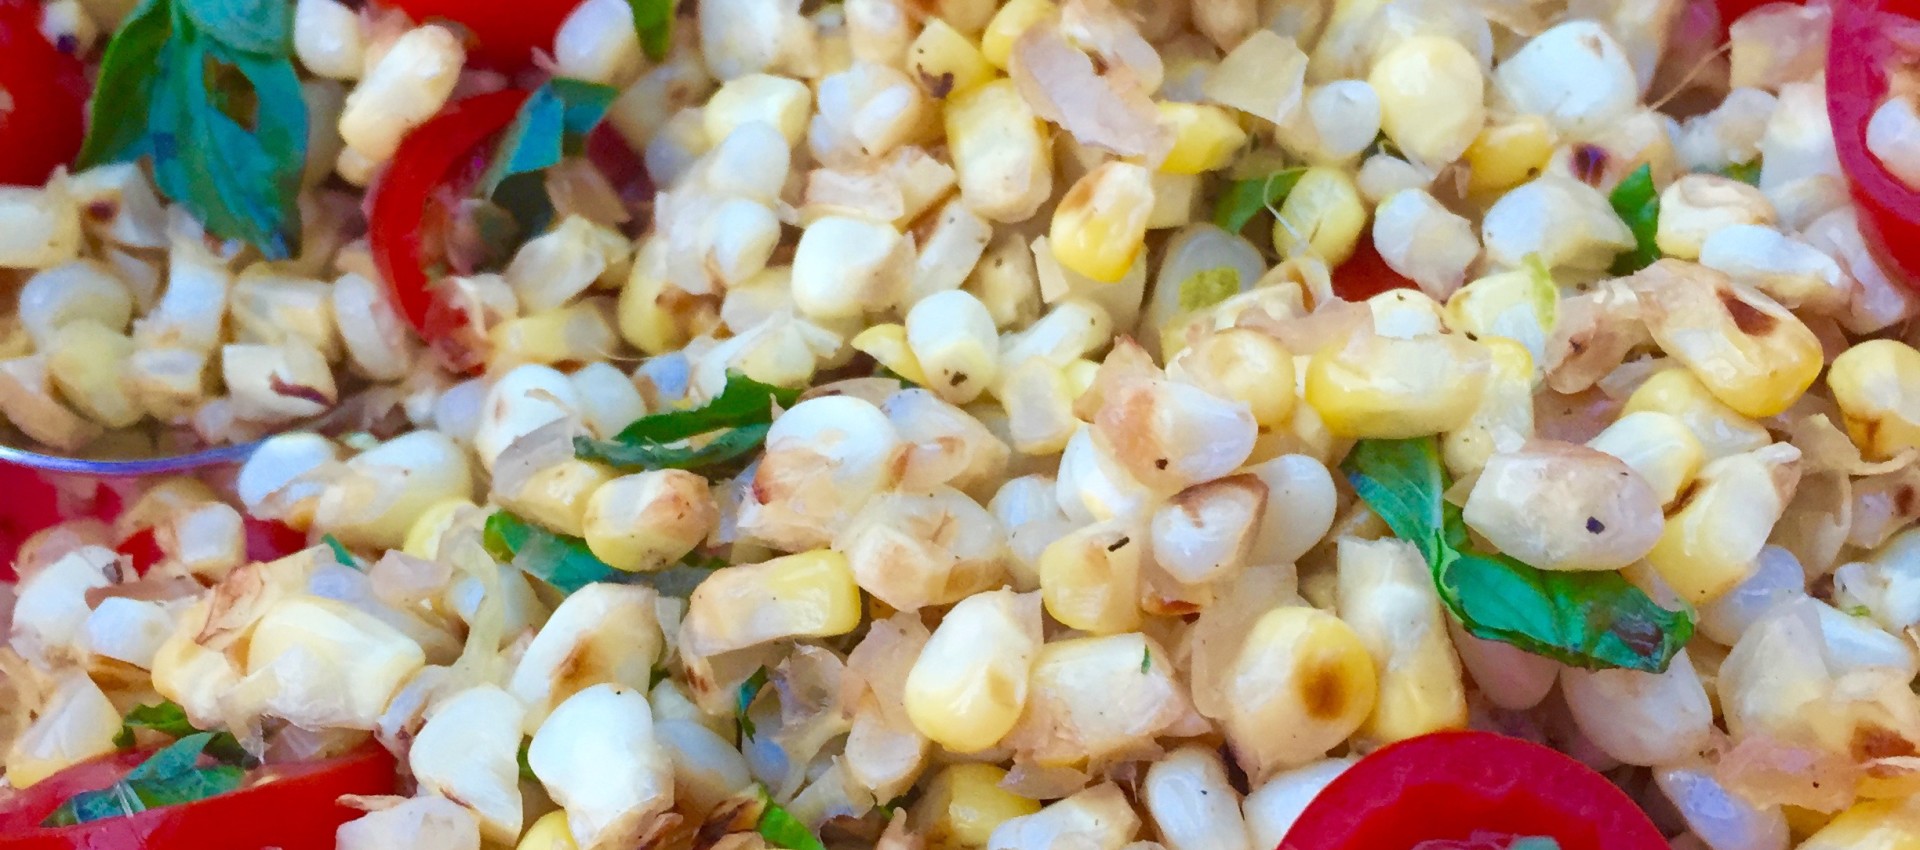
[112,701,247,764]
[321,534,358,570]
[1607,163,1661,276]
[755,785,827,850]
[628,0,674,61]
[574,372,802,473]
[45,733,245,827]
[1213,168,1307,234]
[1341,437,1693,672]
[483,510,622,594]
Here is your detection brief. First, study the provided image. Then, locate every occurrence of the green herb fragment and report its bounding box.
[756,785,827,850]
[1848,605,1875,618]
[112,701,247,763]
[1341,437,1694,672]
[82,0,307,258]
[628,0,674,60]
[574,372,803,473]
[1140,647,1152,674]
[1177,267,1241,313]
[736,667,770,741]
[1722,158,1762,186]
[479,79,618,197]
[483,510,622,594]
[517,741,537,783]
[322,534,357,569]
[1213,168,1307,234]
[1607,163,1662,276]
[45,733,246,827]
[1507,838,1563,850]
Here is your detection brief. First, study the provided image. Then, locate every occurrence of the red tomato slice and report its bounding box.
[1829,0,1920,290]
[0,744,397,850]
[1330,234,1418,302]
[1280,731,1666,850]
[376,0,586,70]
[0,0,86,186]
[0,463,65,581]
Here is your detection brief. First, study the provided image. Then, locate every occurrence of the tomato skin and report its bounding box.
[0,464,65,581]
[0,744,397,850]
[376,0,586,70]
[1828,0,1920,291]
[0,0,86,186]
[1331,235,1418,302]
[1280,731,1666,850]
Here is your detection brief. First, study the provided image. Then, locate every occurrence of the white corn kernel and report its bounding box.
[135,241,232,353]
[474,365,584,471]
[1481,175,1635,273]
[680,550,862,656]
[246,595,428,730]
[46,320,140,427]
[0,355,100,450]
[18,261,133,348]
[1621,368,1772,461]
[1370,35,1486,167]
[222,339,337,423]
[1656,767,1791,850]
[1039,520,1145,635]
[1869,96,1920,190]
[987,783,1141,850]
[0,178,81,269]
[293,0,363,79]
[582,471,717,572]
[739,395,905,550]
[654,720,754,815]
[1493,20,1637,137]
[809,61,929,163]
[337,796,480,850]
[790,216,910,320]
[506,216,632,313]
[237,432,338,528]
[1145,746,1250,850]
[702,121,791,204]
[1699,224,1849,312]
[529,684,674,850]
[1560,651,1714,767]
[1463,441,1665,572]
[1247,454,1338,566]
[1006,631,1197,764]
[84,597,176,670]
[1243,758,1357,850]
[511,584,663,730]
[554,0,642,85]
[1654,175,1778,260]
[697,0,801,80]
[947,79,1053,222]
[835,487,1007,611]
[313,431,474,550]
[125,347,210,421]
[410,685,526,843]
[903,589,1042,753]
[1335,538,1468,745]
[160,501,246,579]
[906,289,1000,404]
[1151,475,1267,587]
[1586,411,1705,507]
[1728,2,1832,93]
[906,198,994,307]
[1370,188,1478,299]
[10,546,114,668]
[5,671,120,788]
[338,25,464,163]
[704,73,813,146]
[330,272,414,381]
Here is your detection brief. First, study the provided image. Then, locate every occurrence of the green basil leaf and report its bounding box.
[1213,168,1306,234]
[127,732,214,781]
[483,510,622,594]
[113,702,248,763]
[615,373,804,444]
[1177,267,1241,313]
[628,0,673,60]
[479,79,618,197]
[322,534,357,569]
[517,741,537,783]
[574,422,771,473]
[78,0,171,167]
[736,667,769,741]
[45,763,246,828]
[1722,158,1762,186]
[756,785,826,850]
[176,0,289,54]
[1607,163,1661,276]
[1338,438,1451,567]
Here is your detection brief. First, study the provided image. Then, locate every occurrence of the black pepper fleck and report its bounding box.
[1586,517,1606,534]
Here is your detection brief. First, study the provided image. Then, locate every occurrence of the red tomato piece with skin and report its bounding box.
[0,463,66,581]
[376,0,586,70]
[1279,731,1667,850]
[0,0,86,186]
[1829,0,1920,290]
[1331,234,1418,302]
[0,744,397,850]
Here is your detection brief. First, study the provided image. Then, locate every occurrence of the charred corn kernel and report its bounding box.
[947,79,1053,222]
[6,672,120,788]
[1336,538,1468,744]
[497,459,614,538]
[1167,329,1295,428]
[1587,411,1706,506]
[1444,261,1558,365]
[1158,103,1250,175]
[338,25,464,163]
[908,18,995,99]
[401,497,473,560]
[1224,606,1378,778]
[1273,167,1367,266]
[511,583,664,730]
[45,320,139,428]
[1829,339,1920,461]
[1626,261,1821,419]
[792,216,910,320]
[582,470,717,572]
[1305,331,1491,439]
[1038,520,1143,635]
[518,811,579,850]
[998,358,1080,455]
[1466,116,1555,195]
[1800,799,1920,850]
[1370,35,1487,168]
[916,763,1042,848]
[981,0,1055,68]
[247,596,427,730]
[851,324,929,386]
[1050,162,1155,284]
[1442,338,1535,478]
[1623,368,1773,460]
[903,589,1042,753]
[1647,443,1803,604]
[1464,441,1665,572]
[703,73,813,146]
[680,550,861,656]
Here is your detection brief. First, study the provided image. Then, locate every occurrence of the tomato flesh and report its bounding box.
[1829,0,1920,290]
[376,0,586,70]
[1331,235,1418,302]
[0,0,86,186]
[1280,731,1666,850]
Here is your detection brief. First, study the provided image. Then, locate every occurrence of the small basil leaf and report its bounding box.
[615,373,803,444]
[629,0,673,60]
[1339,438,1451,567]
[175,0,289,54]
[483,511,621,594]
[77,0,171,167]
[756,785,826,850]
[126,732,214,782]
[574,422,771,473]
[478,79,618,197]
[1213,168,1306,234]
[1607,163,1661,276]
[1441,551,1695,672]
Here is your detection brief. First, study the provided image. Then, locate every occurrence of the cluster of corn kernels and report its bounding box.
[18,0,1920,849]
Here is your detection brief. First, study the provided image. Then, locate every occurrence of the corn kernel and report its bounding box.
[1586,411,1705,506]
[1369,35,1487,168]
[1050,162,1155,284]
[1622,368,1772,460]
[518,811,579,850]
[45,319,139,428]
[906,290,1001,404]
[703,73,812,146]
[1646,443,1802,604]
[908,18,995,99]
[1441,336,1535,480]
[1168,329,1295,428]
[1626,260,1821,419]
[581,470,717,572]
[1829,339,1920,462]
[851,323,928,385]
[1337,538,1467,745]
[1465,116,1555,195]
[915,764,1042,848]
[981,0,1055,69]
[1274,167,1367,266]
[1038,520,1143,635]
[1158,103,1250,175]
[400,497,473,560]
[947,80,1053,222]
[680,550,863,656]
[1224,606,1378,778]
[1444,261,1558,365]
[1799,799,1920,850]
[1305,331,1491,439]
[903,589,1042,753]
[490,302,618,371]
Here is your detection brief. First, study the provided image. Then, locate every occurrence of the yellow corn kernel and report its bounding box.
[1444,261,1558,364]
[851,323,929,385]
[1627,261,1822,419]
[581,470,716,572]
[1169,329,1295,428]
[915,764,1042,848]
[1370,35,1487,168]
[1586,411,1705,506]
[946,79,1053,223]
[681,550,863,655]
[1304,332,1491,439]
[1062,358,1100,399]
[1157,102,1249,175]
[497,460,616,539]
[1050,162,1155,283]
[517,811,579,850]
[45,320,139,428]
[618,240,688,356]
[908,19,996,100]
[1337,538,1467,746]
[402,497,474,561]
[903,589,1041,753]
[1224,606,1378,777]
[489,302,617,371]
[1465,116,1555,196]
[1800,799,1920,850]
[1646,443,1800,604]
[1622,368,1772,460]
[1829,339,1920,462]
[1037,520,1143,635]
[981,0,1055,69]
[1274,167,1367,266]
[1441,337,1535,478]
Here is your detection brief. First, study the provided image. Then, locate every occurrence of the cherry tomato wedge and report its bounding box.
[375,0,585,70]
[0,0,86,186]
[1331,235,1418,301]
[1829,0,1920,290]
[0,744,397,850]
[368,89,530,371]
[0,463,66,581]
[1280,731,1666,850]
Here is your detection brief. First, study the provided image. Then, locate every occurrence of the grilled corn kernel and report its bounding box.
[1273,167,1367,266]
[1158,103,1250,175]
[1167,329,1295,428]
[511,583,664,729]
[246,595,427,730]
[1145,746,1251,850]
[1442,337,1535,478]
[1466,116,1555,196]
[527,684,674,850]
[498,459,616,539]
[1800,799,1920,850]
[998,358,1079,455]
[915,763,1042,848]
[409,684,526,842]
[1655,175,1778,260]
[703,73,813,146]
[1829,339,1920,461]
[18,260,133,348]
[947,79,1053,222]
[680,550,862,656]
[5,672,120,788]
[1038,520,1144,635]
[617,238,687,356]
[908,18,995,99]
[1482,176,1636,273]
[490,302,619,371]
[1305,331,1491,439]
[1444,262,1557,365]
[1587,411,1707,506]
[903,588,1042,753]
[45,320,139,428]
[981,0,1055,68]
[1224,606,1378,779]
[1622,368,1773,460]
[1369,35,1487,168]
[791,215,910,320]
[1335,538,1468,744]
[907,290,1001,404]
[1008,632,1195,764]
[1050,162,1155,284]
[1626,260,1821,419]
[582,470,718,572]
[518,811,579,850]
[852,323,929,386]
[1647,443,1803,604]
[402,497,473,560]
[1493,20,1637,138]
[1560,651,1714,767]
[338,25,464,164]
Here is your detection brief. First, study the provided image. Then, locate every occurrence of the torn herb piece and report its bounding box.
[756,785,827,850]
[574,422,771,473]
[45,733,246,827]
[574,372,802,472]
[112,701,248,763]
[1607,163,1661,276]
[628,0,673,60]
[483,510,622,594]
[1213,168,1307,234]
[1722,158,1762,186]
[736,667,769,741]
[478,78,618,197]
[517,741,537,783]
[321,534,357,569]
